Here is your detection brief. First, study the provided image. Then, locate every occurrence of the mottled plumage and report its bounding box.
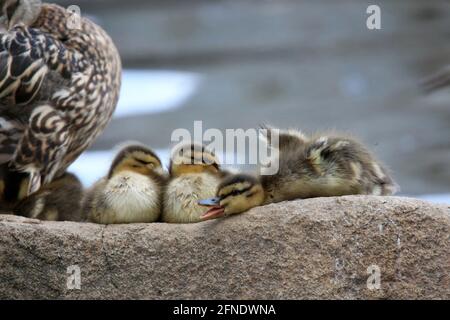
[199,128,398,219]
[0,0,121,201]
[260,128,398,203]
[13,171,83,221]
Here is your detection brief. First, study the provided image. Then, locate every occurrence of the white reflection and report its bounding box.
[115,70,201,118]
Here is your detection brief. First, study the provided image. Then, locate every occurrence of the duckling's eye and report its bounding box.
[231,190,241,196]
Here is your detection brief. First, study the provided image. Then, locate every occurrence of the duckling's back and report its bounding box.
[261,131,397,203]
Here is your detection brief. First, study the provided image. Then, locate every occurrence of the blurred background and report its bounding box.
[53,0,450,203]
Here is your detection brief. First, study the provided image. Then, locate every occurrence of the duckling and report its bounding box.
[199,128,398,219]
[162,143,226,223]
[13,172,83,221]
[83,144,166,224]
[260,127,398,202]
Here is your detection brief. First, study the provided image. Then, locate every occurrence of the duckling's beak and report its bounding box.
[198,197,220,206]
[198,197,225,220]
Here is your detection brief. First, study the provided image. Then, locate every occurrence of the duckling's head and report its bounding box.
[198,174,265,220]
[108,145,164,179]
[169,143,220,177]
[0,0,42,32]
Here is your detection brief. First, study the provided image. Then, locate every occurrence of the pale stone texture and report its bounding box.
[0,196,449,299]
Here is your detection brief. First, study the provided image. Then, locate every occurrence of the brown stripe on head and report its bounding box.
[108,144,162,178]
[217,174,260,198]
[169,142,220,175]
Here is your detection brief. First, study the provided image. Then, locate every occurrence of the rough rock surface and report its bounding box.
[0,196,449,299]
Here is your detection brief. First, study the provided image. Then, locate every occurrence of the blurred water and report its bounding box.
[415,194,450,205]
[115,70,201,118]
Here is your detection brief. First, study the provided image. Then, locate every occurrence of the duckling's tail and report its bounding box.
[304,136,399,196]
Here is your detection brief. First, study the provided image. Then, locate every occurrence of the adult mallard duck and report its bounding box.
[0,0,121,204]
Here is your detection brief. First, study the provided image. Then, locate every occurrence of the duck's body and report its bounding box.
[162,143,224,223]
[13,172,83,221]
[200,128,398,220]
[260,129,397,203]
[83,145,165,224]
[0,0,121,200]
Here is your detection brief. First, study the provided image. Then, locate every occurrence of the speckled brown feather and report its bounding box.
[0,2,121,199]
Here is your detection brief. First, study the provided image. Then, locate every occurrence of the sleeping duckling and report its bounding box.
[13,172,83,221]
[199,128,398,219]
[260,127,398,202]
[162,143,226,223]
[83,144,166,224]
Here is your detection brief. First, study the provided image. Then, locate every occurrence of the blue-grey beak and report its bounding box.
[198,197,221,206]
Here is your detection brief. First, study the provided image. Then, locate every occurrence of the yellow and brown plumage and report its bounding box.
[0,0,121,202]
[259,128,398,202]
[162,143,227,223]
[13,171,83,221]
[83,144,167,224]
[199,128,398,220]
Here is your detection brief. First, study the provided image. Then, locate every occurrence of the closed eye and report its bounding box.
[134,158,151,165]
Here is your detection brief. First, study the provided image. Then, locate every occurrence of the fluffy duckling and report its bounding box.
[162,143,226,223]
[83,144,166,224]
[13,172,83,221]
[199,128,398,219]
[260,128,398,202]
